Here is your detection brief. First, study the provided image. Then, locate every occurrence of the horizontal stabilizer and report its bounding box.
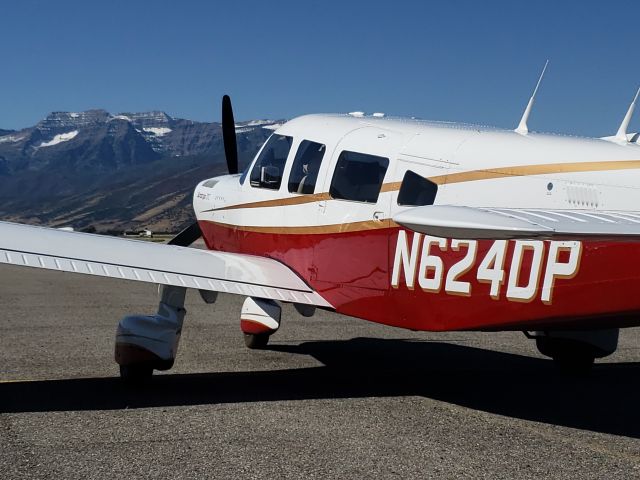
[394,205,640,240]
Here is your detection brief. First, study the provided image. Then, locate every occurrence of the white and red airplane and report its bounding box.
[3,74,640,380]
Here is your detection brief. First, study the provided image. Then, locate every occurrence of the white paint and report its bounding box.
[444,239,477,295]
[240,297,281,330]
[476,240,507,298]
[391,230,421,289]
[541,241,582,303]
[193,113,640,241]
[506,240,544,301]
[418,236,446,292]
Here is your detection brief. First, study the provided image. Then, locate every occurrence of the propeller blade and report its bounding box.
[222,94,239,174]
[168,222,202,247]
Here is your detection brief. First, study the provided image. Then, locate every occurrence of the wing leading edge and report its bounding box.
[0,221,332,308]
[394,205,640,240]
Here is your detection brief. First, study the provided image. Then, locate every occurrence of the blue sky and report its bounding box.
[1,0,638,137]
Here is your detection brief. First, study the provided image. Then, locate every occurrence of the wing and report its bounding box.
[394,205,640,240]
[0,221,331,308]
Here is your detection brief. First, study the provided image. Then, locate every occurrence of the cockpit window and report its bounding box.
[288,140,325,194]
[249,134,293,190]
[329,151,389,203]
[397,170,438,206]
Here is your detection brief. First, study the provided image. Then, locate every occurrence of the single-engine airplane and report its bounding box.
[3,68,640,380]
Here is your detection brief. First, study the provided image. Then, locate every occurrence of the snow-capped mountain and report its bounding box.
[0,110,283,232]
[0,109,281,173]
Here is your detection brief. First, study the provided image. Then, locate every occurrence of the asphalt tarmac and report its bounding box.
[1,263,640,479]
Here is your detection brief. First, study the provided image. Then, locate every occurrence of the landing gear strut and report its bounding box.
[531,328,619,373]
[115,285,187,382]
[240,297,281,349]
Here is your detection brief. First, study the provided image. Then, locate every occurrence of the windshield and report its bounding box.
[249,134,293,190]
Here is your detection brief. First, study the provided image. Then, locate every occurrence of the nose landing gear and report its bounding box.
[240,297,281,349]
[529,328,619,373]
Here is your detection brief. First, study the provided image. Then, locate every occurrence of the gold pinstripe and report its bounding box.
[203,219,398,235]
[202,159,640,212]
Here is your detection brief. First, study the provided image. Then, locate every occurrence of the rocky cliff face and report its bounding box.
[0,110,280,173]
[0,110,282,232]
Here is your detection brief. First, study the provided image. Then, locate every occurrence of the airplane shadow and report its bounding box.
[1,338,639,438]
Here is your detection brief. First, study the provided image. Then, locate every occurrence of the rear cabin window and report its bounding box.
[397,170,438,206]
[329,151,389,203]
[249,134,293,190]
[288,140,325,194]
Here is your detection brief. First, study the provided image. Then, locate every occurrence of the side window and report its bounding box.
[397,170,438,206]
[249,135,292,190]
[329,151,389,203]
[288,140,326,194]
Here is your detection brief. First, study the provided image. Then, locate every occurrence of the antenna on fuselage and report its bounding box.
[615,86,640,142]
[515,60,549,135]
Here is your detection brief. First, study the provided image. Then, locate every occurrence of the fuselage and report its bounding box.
[193,114,640,332]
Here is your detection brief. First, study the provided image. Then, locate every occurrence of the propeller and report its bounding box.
[168,221,202,247]
[222,94,239,174]
[168,95,238,247]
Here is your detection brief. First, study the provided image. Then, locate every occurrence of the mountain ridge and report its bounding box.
[0,109,282,232]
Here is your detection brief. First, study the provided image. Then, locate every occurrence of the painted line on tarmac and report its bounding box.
[0,378,45,383]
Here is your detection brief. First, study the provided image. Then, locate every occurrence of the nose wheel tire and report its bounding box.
[244,332,270,349]
[536,337,596,374]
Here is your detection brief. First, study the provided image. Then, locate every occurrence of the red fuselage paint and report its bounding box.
[199,220,640,332]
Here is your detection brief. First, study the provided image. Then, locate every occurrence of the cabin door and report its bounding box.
[313,127,402,290]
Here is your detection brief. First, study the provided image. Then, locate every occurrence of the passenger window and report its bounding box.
[329,151,389,203]
[397,170,438,206]
[288,140,325,194]
[250,135,293,190]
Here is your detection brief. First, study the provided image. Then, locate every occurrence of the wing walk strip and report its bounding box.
[394,205,640,240]
[607,212,640,223]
